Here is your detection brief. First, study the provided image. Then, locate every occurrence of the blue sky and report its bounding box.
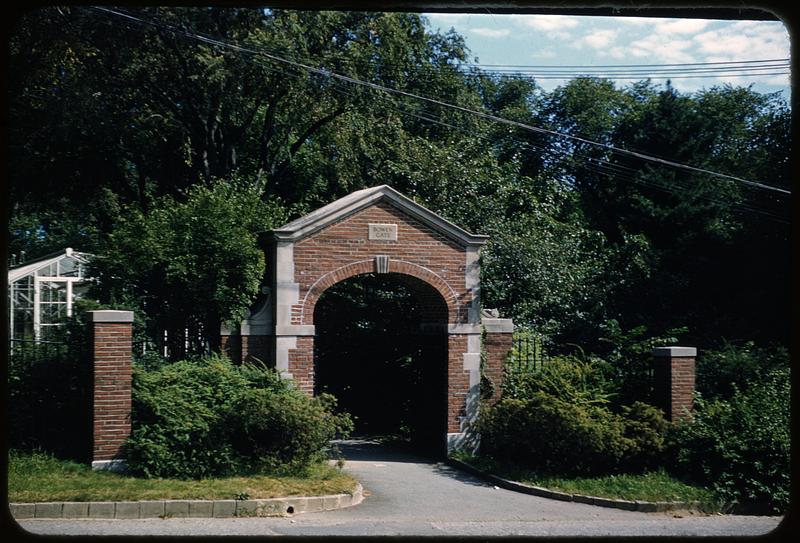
[422,13,791,99]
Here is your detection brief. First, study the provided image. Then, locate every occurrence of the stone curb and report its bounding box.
[447,458,700,513]
[10,483,363,520]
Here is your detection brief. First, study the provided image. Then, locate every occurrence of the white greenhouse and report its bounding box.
[7,248,92,340]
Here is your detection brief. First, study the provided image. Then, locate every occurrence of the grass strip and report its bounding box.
[9,450,358,503]
[455,453,720,511]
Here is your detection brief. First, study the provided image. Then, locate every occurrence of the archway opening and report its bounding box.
[313,272,448,458]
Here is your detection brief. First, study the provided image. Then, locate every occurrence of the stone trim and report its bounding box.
[301,258,462,326]
[272,185,489,247]
[275,324,316,336]
[447,459,701,513]
[653,346,697,357]
[88,310,134,323]
[481,318,514,333]
[10,484,363,519]
[465,246,481,324]
[448,323,482,334]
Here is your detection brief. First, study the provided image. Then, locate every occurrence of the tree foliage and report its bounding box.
[89,179,285,354]
[8,6,791,353]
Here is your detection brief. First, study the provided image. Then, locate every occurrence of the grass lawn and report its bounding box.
[455,453,720,512]
[8,450,358,503]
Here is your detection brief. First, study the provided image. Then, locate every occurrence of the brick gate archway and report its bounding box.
[221,185,513,451]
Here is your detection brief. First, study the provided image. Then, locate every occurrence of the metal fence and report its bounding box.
[8,337,77,364]
[8,337,92,460]
[508,332,547,372]
[132,329,210,364]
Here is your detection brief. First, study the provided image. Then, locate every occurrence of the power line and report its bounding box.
[87,6,792,199]
[322,79,789,223]
[484,71,789,80]
[88,6,789,223]
[466,58,790,68]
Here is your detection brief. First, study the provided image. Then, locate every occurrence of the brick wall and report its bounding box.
[483,331,512,404]
[288,336,315,395]
[447,334,470,433]
[221,334,272,365]
[295,201,472,325]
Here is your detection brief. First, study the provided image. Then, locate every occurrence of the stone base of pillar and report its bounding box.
[91,459,128,472]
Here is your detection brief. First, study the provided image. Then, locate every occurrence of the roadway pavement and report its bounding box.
[12,439,786,537]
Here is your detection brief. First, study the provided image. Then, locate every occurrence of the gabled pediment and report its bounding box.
[271,185,488,247]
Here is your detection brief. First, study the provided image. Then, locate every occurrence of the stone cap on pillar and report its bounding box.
[652,346,697,357]
[481,309,514,334]
[88,310,135,323]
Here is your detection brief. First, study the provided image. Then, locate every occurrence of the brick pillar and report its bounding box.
[652,346,696,423]
[482,317,514,405]
[88,310,133,471]
[220,333,242,363]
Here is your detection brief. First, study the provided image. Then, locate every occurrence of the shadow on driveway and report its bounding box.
[330,438,491,489]
[330,438,433,463]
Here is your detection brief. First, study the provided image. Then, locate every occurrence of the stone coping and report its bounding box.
[447,458,701,513]
[10,484,363,520]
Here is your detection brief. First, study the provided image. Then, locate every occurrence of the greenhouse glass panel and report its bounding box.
[7,248,94,340]
[40,281,67,303]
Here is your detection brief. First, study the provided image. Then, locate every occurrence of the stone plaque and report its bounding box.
[368,223,398,241]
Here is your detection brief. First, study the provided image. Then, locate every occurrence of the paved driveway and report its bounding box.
[15,439,785,537]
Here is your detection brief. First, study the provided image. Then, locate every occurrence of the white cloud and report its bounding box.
[625,34,697,63]
[424,13,473,24]
[582,29,618,49]
[470,27,512,38]
[518,15,580,32]
[654,19,710,34]
[694,21,789,60]
[530,48,557,59]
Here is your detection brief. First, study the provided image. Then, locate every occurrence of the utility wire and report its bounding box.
[87,6,792,199]
[465,58,789,68]
[322,79,789,223]
[478,70,789,80]
[90,7,788,223]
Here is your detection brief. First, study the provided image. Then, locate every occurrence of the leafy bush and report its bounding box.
[620,402,669,471]
[668,366,789,514]
[596,320,688,406]
[228,391,353,473]
[479,356,668,477]
[503,355,616,407]
[476,393,625,476]
[127,354,352,479]
[477,392,667,477]
[695,342,789,401]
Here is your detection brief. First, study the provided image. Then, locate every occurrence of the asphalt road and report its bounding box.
[13,439,785,537]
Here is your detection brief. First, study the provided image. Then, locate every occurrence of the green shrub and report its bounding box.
[620,402,669,471]
[127,354,351,479]
[477,392,667,477]
[503,355,616,407]
[228,390,353,473]
[486,355,668,477]
[668,366,789,514]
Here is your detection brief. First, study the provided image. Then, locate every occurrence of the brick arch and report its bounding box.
[218,187,513,453]
[300,259,460,326]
